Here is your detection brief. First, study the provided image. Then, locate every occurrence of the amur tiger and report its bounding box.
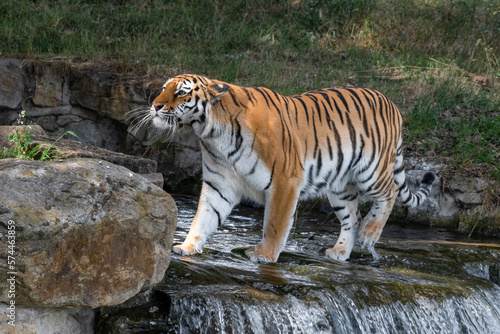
[131,74,435,263]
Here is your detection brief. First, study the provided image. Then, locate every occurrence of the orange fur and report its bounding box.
[145,74,434,262]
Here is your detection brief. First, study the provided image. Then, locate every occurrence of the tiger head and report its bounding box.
[149,74,229,132]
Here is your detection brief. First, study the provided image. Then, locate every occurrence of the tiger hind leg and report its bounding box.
[357,183,398,256]
[325,185,361,261]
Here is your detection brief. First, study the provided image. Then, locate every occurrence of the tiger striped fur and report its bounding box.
[134,74,435,263]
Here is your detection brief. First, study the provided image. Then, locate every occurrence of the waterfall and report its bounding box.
[97,198,500,334]
[167,285,500,334]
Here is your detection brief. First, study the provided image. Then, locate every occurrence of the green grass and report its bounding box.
[1,126,78,161]
[1,0,499,180]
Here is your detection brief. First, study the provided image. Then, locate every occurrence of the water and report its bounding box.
[98,197,500,334]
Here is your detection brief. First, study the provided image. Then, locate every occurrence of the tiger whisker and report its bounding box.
[127,106,177,145]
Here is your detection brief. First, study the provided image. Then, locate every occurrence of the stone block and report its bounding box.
[0,58,24,109]
[70,71,148,123]
[32,66,68,107]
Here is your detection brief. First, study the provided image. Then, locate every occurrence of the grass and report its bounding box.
[0,0,499,180]
[1,118,78,161]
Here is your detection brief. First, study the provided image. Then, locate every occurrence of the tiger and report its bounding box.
[131,74,435,263]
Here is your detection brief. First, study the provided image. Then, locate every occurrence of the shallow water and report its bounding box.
[98,197,500,334]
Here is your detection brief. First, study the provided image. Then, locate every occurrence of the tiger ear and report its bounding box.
[208,82,229,103]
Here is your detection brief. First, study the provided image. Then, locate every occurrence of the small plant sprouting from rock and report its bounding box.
[1,120,78,161]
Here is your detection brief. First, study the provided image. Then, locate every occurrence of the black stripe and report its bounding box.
[228,89,241,107]
[360,89,381,152]
[242,87,256,106]
[329,92,344,125]
[307,94,322,123]
[340,193,357,201]
[318,91,334,113]
[200,141,223,163]
[316,150,322,176]
[318,92,334,130]
[331,89,350,113]
[203,162,222,176]
[351,135,365,169]
[253,87,271,108]
[359,129,377,173]
[313,112,319,158]
[326,136,333,160]
[347,88,370,137]
[332,120,343,177]
[295,96,310,125]
[264,162,275,191]
[345,112,356,169]
[247,159,259,175]
[210,204,222,226]
[290,97,300,127]
[307,165,314,187]
[283,96,293,124]
[399,180,408,192]
[376,93,389,150]
[319,99,332,130]
[228,117,243,158]
[259,89,292,165]
[323,170,333,184]
[204,180,231,204]
[394,165,405,175]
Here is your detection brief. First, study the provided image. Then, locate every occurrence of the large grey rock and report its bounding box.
[0,58,23,109]
[0,305,94,334]
[0,158,177,308]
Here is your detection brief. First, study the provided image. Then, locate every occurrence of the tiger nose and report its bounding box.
[153,103,164,112]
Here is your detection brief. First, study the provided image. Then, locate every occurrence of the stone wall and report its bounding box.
[0,57,202,194]
[0,57,497,237]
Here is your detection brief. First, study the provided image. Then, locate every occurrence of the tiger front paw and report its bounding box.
[245,244,278,263]
[172,238,204,256]
[325,246,351,261]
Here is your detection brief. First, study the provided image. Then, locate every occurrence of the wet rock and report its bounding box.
[458,206,500,237]
[0,306,94,334]
[0,58,24,109]
[0,158,177,308]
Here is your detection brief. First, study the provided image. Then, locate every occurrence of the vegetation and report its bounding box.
[0,0,499,179]
[1,114,78,161]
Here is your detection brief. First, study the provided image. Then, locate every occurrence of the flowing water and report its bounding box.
[98,197,500,334]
